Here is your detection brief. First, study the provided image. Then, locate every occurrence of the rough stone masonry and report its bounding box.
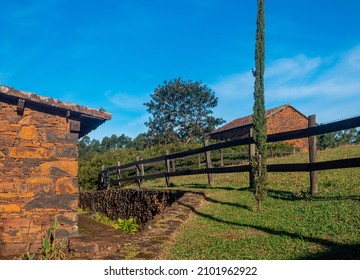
[0,85,111,258]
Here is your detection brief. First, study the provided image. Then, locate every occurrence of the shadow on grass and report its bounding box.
[203,196,253,211]
[181,190,253,212]
[300,244,360,260]
[177,200,360,259]
[267,189,360,202]
[182,184,252,192]
[149,183,252,193]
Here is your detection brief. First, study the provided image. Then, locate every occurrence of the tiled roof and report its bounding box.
[210,104,305,135]
[0,85,111,137]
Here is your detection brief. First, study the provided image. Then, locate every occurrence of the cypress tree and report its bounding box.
[251,0,267,211]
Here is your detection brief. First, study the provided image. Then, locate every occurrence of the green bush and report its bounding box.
[78,141,298,190]
[79,143,201,190]
[112,218,139,235]
[89,212,139,235]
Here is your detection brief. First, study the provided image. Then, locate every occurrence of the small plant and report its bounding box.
[90,212,139,234]
[77,208,90,215]
[113,217,139,234]
[90,212,113,226]
[17,252,36,260]
[39,217,66,260]
[19,217,67,260]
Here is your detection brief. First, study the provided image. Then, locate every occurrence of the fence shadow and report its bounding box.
[182,184,252,192]
[203,196,253,211]
[143,183,252,193]
[177,200,360,259]
[267,189,360,202]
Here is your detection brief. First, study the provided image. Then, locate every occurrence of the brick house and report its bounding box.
[0,85,111,258]
[209,104,309,152]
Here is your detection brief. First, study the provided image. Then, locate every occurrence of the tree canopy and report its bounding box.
[144,78,224,145]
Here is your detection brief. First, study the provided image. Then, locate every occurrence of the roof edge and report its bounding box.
[209,104,308,135]
[0,85,112,121]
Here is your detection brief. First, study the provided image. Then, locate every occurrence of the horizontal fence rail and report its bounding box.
[99,115,360,191]
[109,157,360,185]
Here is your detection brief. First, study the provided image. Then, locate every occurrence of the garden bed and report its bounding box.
[79,188,185,227]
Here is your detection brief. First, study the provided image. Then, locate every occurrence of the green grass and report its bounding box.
[140,144,360,259]
[89,212,139,234]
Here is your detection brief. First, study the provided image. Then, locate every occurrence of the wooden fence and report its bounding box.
[99,114,360,194]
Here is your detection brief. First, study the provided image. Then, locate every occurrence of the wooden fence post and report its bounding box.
[165,150,171,187]
[140,158,145,181]
[220,149,224,166]
[308,114,318,195]
[204,140,214,186]
[171,159,176,172]
[117,161,121,188]
[135,156,142,188]
[249,129,255,189]
[102,164,110,190]
[101,165,105,190]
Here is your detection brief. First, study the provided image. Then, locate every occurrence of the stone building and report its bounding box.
[0,85,111,258]
[209,104,309,152]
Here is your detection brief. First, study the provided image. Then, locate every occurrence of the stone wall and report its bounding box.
[267,106,308,152]
[79,189,185,227]
[0,98,79,258]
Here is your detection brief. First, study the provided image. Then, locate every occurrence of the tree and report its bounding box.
[318,132,337,150]
[100,134,132,152]
[127,133,149,150]
[318,128,359,149]
[78,136,101,158]
[251,0,267,211]
[144,78,225,145]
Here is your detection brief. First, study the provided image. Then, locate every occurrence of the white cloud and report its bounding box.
[211,72,254,98]
[266,55,322,85]
[105,91,149,111]
[267,46,360,102]
[211,44,360,124]
[210,72,255,122]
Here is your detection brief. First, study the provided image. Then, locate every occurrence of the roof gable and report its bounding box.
[210,104,307,135]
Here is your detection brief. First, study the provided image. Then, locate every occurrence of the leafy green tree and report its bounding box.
[79,135,91,156]
[356,129,360,143]
[89,139,101,152]
[318,128,359,149]
[101,134,132,152]
[126,133,149,150]
[318,132,337,150]
[144,78,225,145]
[118,133,132,148]
[79,136,101,158]
[251,0,267,211]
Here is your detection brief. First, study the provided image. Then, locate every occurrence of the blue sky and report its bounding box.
[1,0,360,140]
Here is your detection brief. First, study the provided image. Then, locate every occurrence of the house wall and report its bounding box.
[0,98,79,258]
[267,106,308,152]
[210,125,251,141]
[210,107,309,152]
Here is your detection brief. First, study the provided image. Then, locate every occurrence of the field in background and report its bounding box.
[139,145,360,259]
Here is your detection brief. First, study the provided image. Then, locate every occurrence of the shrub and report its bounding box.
[112,218,139,235]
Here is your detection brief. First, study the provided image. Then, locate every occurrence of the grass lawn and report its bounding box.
[141,145,360,259]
